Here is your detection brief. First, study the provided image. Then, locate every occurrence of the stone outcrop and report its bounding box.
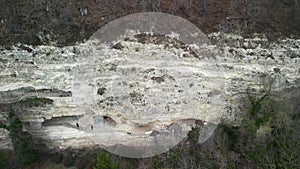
[0,32,299,157]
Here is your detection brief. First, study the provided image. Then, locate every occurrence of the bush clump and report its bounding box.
[8,110,38,166]
[93,151,117,169]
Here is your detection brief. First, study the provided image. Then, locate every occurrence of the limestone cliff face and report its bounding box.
[0,33,299,157]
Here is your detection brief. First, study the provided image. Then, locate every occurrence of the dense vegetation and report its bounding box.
[0,0,299,46]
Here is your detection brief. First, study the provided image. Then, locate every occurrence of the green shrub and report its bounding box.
[187,126,200,143]
[219,124,239,151]
[8,110,38,166]
[240,87,300,168]
[93,152,117,169]
[151,159,160,169]
[13,138,37,165]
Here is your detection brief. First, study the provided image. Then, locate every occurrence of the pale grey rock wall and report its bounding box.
[0,33,299,153]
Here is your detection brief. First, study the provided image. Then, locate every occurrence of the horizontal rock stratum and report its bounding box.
[0,32,299,157]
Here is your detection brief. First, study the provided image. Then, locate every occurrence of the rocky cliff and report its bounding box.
[0,31,299,157]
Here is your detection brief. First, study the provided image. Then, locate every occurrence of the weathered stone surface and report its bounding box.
[0,128,11,150]
[0,33,299,157]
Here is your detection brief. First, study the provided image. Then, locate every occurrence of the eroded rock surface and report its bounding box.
[0,33,299,157]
